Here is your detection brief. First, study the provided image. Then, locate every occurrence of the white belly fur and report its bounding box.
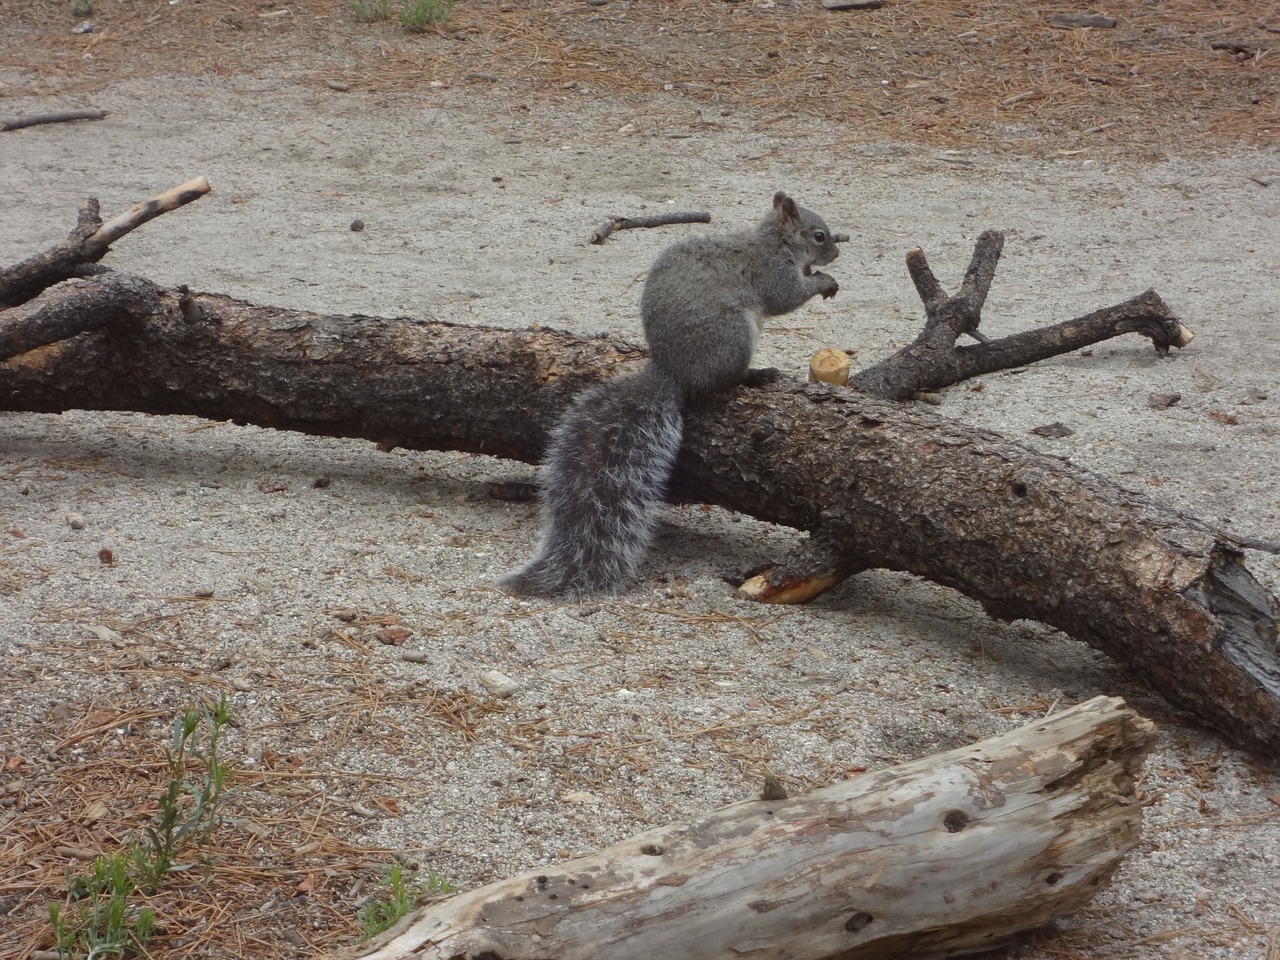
[743,307,764,355]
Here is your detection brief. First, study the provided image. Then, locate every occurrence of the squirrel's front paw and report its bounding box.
[813,272,839,300]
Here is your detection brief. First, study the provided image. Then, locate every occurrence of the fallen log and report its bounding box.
[328,696,1156,960]
[3,188,1279,760]
[1,271,1278,760]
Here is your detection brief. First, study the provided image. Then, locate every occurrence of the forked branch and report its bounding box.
[847,232,1195,400]
[0,177,210,309]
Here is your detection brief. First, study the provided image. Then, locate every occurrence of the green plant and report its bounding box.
[69,0,93,16]
[350,0,392,22]
[132,695,233,892]
[48,696,234,958]
[49,854,157,960]
[358,861,453,939]
[398,0,453,32]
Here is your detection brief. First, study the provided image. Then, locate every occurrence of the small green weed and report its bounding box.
[349,0,392,23]
[48,696,234,958]
[358,861,453,939]
[398,0,453,32]
[69,0,93,16]
[133,695,233,892]
[49,854,156,960]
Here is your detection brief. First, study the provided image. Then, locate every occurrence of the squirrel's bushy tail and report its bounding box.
[498,367,684,597]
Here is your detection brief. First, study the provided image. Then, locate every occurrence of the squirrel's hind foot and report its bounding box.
[496,560,570,599]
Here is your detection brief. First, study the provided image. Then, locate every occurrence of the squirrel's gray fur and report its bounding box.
[499,192,842,597]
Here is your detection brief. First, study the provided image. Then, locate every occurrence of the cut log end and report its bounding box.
[808,347,853,386]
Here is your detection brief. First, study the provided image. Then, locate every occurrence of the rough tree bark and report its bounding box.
[2,194,1278,762]
[326,697,1156,960]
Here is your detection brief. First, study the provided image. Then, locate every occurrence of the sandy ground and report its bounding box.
[2,73,1280,958]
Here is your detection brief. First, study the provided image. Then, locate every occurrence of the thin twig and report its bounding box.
[590,211,711,245]
[1,109,107,131]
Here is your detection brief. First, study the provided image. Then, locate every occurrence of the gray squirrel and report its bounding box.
[499,191,843,597]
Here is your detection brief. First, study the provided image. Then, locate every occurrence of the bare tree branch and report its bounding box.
[0,179,210,308]
[1,274,1276,760]
[848,234,1194,400]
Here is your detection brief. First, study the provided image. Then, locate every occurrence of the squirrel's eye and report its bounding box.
[813,230,826,243]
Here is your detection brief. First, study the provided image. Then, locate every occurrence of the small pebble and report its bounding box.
[67,513,86,530]
[84,624,124,644]
[377,626,412,645]
[760,773,789,801]
[401,650,428,664]
[1031,422,1074,438]
[349,219,364,232]
[480,669,520,698]
[230,677,252,692]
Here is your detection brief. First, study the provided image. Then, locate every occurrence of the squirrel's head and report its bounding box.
[772,191,842,268]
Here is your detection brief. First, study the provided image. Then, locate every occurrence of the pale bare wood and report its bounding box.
[808,346,852,386]
[329,697,1155,960]
[0,179,212,309]
[83,177,212,256]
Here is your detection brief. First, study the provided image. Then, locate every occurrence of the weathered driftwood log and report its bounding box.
[328,697,1155,960]
[1,272,1278,761]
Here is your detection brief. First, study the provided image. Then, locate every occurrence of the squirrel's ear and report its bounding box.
[773,192,798,219]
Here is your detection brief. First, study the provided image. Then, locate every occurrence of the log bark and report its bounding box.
[327,696,1156,960]
[1,274,1278,761]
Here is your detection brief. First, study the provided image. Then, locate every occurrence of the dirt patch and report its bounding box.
[2,3,1280,960]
